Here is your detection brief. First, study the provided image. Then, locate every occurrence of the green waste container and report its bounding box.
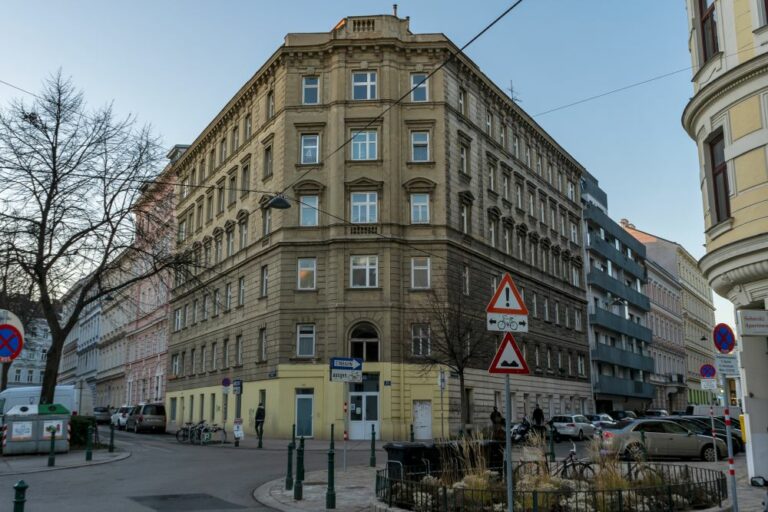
[3,404,70,455]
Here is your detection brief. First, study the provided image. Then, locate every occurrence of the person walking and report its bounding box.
[255,402,265,438]
[532,404,545,427]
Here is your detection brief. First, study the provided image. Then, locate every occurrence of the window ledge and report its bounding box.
[345,159,383,165]
[346,287,383,291]
[705,217,733,240]
[408,287,432,292]
[754,24,768,36]
[262,174,274,183]
[289,357,321,363]
[295,288,319,293]
[295,162,323,170]
[487,189,499,199]
[406,161,436,166]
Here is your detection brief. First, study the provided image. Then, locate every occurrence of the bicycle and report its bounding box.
[200,423,227,445]
[551,442,594,480]
[175,422,195,443]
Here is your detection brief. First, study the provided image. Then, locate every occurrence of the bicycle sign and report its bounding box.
[486,313,528,333]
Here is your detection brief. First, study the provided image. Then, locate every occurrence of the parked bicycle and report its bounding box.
[200,423,227,445]
[175,420,206,444]
[513,442,593,481]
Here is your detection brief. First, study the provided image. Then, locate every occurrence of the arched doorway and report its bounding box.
[348,323,380,439]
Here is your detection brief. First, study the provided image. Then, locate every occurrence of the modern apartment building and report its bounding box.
[165,14,592,441]
[580,173,654,414]
[682,0,768,479]
[622,224,716,406]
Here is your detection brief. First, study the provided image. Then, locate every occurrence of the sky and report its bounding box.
[0,0,735,326]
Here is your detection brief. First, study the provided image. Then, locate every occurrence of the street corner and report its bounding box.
[0,448,131,476]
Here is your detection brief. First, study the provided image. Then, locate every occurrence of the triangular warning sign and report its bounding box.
[486,273,529,315]
[488,333,530,374]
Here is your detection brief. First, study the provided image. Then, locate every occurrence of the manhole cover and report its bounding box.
[130,493,246,511]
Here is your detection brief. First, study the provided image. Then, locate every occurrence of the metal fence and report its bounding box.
[375,462,727,512]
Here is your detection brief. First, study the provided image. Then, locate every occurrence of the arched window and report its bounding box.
[350,323,379,362]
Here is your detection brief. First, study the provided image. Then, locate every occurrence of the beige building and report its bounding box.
[682,0,768,478]
[166,14,592,441]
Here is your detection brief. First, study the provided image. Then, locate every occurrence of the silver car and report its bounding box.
[551,414,595,440]
[600,419,726,461]
[125,403,166,433]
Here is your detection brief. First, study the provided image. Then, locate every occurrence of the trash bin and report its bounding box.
[36,403,70,454]
[2,404,70,455]
[383,442,430,478]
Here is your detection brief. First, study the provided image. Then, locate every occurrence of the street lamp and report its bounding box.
[265,194,291,209]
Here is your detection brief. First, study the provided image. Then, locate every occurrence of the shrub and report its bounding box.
[69,415,97,447]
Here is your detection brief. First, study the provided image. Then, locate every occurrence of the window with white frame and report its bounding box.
[525,145,531,167]
[202,294,209,320]
[488,163,496,191]
[300,134,319,164]
[239,218,248,249]
[238,276,245,306]
[267,90,275,118]
[410,73,428,102]
[502,174,510,200]
[212,342,218,370]
[458,88,467,115]
[259,328,267,362]
[485,109,493,135]
[567,181,575,201]
[174,308,182,331]
[225,283,233,310]
[504,227,511,254]
[411,257,431,289]
[460,144,469,174]
[411,324,431,356]
[350,255,378,288]
[235,335,243,365]
[245,114,252,139]
[352,71,376,100]
[263,208,271,235]
[411,131,429,161]
[410,193,430,224]
[226,229,234,256]
[296,324,315,357]
[575,310,582,331]
[297,258,317,290]
[516,183,523,209]
[302,76,319,105]
[460,203,470,234]
[350,192,377,223]
[172,354,180,376]
[260,265,269,297]
[351,130,377,160]
[299,195,319,226]
[513,135,519,157]
[488,217,498,247]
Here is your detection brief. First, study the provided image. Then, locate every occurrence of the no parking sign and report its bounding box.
[0,310,24,363]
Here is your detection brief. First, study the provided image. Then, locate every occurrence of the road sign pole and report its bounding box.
[234,392,242,448]
[709,403,718,463]
[504,373,513,512]
[724,407,739,512]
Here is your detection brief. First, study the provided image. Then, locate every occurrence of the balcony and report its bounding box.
[588,235,646,280]
[591,343,655,373]
[594,375,655,399]
[589,307,652,343]
[584,204,646,257]
[587,268,651,311]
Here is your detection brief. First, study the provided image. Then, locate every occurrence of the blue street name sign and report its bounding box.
[329,357,363,383]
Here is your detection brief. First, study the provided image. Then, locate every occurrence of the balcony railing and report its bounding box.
[591,343,655,373]
[584,204,646,256]
[588,235,646,280]
[587,268,651,311]
[594,375,655,399]
[589,307,652,343]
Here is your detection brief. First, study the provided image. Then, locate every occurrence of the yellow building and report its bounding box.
[682,0,768,479]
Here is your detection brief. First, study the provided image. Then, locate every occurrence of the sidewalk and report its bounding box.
[0,449,130,476]
[208,433,390,453]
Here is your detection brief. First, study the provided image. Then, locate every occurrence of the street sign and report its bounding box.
[715,354,739,376]
[486,313,528,333]
[0,323,23,363]
[712,323,736,354]
[701,379,718,390]
[233,418,244,439]
[488,333,530,374]
[700,364,717,379]
[737,309,768,336]
[329,357,363,383]
[486,274,529,316]
[222,378,231,387]
[233,379,243,395]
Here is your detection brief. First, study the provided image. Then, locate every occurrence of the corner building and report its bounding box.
[166,15,592,440]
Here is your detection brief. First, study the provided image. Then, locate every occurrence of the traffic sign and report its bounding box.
[330,357,363,383]
[233,418,244,439]
[222,378,231,387]
[0,323,23,363]
[715,354,739,376]
[488,333,530,375]
[486,313,528,333]
[701,379,718,390]
[700,364,716,379]
[233,379,243,395]
[712,323,736,354]
[486,274,529,316]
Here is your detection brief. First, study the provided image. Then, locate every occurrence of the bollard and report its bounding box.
[13,480,28,512]
[293,436,305,500]
[369,424,376,468]
[640,431,647,460]
[86,425,93,461]
[109,423,115,453]
[285,439,295,491]
[326,424,336,509]
[548,427,556,463]
[257,427,263,450]
[47,427,56,467]
[410,423,414,442]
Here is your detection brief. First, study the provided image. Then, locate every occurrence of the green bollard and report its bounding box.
[548,427,556,463]
[86,425,93,461]
[326,424,336,509]
[293,436,305,500]
[285,439,295,491]
[47,427,56,467]
[369,424,376,468]
[13,480,28,512]
[640,431,647,460]
[109,423,115,453]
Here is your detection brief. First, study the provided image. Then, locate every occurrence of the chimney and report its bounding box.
[619,218,629,228]
[393,4,398,16]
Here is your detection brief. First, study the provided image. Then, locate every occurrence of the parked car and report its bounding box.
[586,413,617,430]
[643,409,669,417]
[125,403,166,433]
[111,405,132,430]
[680,416,744,453]
[662,416,737,453]
[609,410,638,422]
[550,414,595,440]
[93,406,112,424]
[600,419,726,461]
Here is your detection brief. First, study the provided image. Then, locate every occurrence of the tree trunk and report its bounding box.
[0,362,9,391]
[458,371,466,436]
[39,330,65,405]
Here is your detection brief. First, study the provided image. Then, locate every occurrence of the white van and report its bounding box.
[0,385,94,416]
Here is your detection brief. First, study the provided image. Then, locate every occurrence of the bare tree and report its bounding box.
[415,290,496,434]
[0,71,183,404]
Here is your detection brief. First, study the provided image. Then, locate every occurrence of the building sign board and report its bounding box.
[737,309,768,336]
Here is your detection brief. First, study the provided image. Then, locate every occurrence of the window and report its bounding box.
[174,308,182,331]
[572,265,581,287]
[263,145,273,178]
[260,265,269,297]
[299,195,319,226]
[462,265,470,295]
[575,310,583,331]
[536,153,542,175]
[700,0,719,63]
[350,323,379,361]
[202,294,209,320]
[502,174,510,200]
[258,328,267,362]
[220,138,227,163]
[570,222,579,244]
[411,73,428,102]
[709,132,729,223]
[232,127,239,151]
[239,218,248,249]
[196,203,203,230]
[302,76,319,104]
[350,192,377,223]
[411,324,431,356]
[262,208,271,236]
[516,183,523,209]
[300,134,319,164]
[528,192,535,215]
[350,255,378,288]
[172,354,180,376]
[226,229,234,256]
[209,149,215,173]
[551,207,557,228]
[411,257,431,289]
[238,276,246,306]
[213,289,220,315]
[460,144,469,174]
[235,335,243,365]
[177,219,187,243]
[297,324,315,357]
[485,109,493,135]
[201,345,207,372]
[214,237,222,262]
[458,87,467,115]
[267,90,275,118]
[411,131,430,162]
[180,177,189,199]
[488,218,497,247]
[206,195,213,221]
[460,203,470,234]
[525,145,531,167]
[544,298,550,321]
[488,163,496,191]
[245,114,252,139]
[297,258,317,289]
[192,299,198,324]
[500,124,507,147]
[554,301,560,324]
[410,193,430,224]
[513,135,520,158]
[504,227,512,254]
[532,293,538,317]
[223,338,229,367]
[240,164,250,196]
[352,71,376,100]
[539,199,546,223]
[351,130,377,160]
[217,182,225,213]
[212,342,218,370]
[577,354,586,376]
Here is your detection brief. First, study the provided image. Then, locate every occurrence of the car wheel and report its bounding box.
[578,430,584,441]
[701,445,717,462]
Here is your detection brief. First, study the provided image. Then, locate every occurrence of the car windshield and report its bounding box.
[143,405,165,415]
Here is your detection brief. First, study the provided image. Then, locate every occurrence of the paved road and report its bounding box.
[0,427,374,512]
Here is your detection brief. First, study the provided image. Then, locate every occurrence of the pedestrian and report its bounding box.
[532,403,545,427]
[255,402,265,438]
[490,406,502,426]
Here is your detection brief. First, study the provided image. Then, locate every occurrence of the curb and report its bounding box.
[0,450,131,476]
[253,478,290,512]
